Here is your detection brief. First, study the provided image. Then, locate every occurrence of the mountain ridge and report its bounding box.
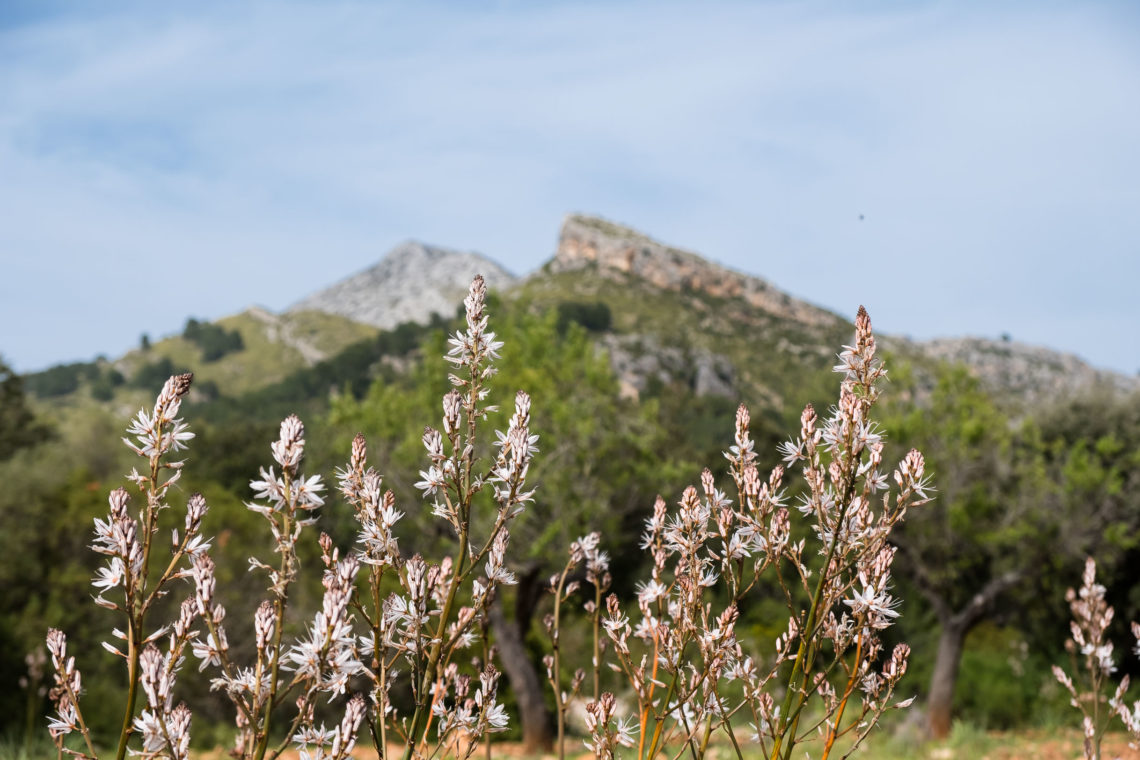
[22,214,1137,409]
[289,239,516,329]
[547,213,843,328]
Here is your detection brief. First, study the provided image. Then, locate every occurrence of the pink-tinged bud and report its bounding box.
[138,644,165,707]
[606,593,620,617]
[422,427,443,459]
[736,403,750,433]
[168,704,192,760]
[904,449,925,479]
[171,373,194,398]
[319,532,336,567]
[443,391,462,435]
[465,275,487,328]
[701,469,715,501]
[769,465,784,492]
[109,488,130,520]
[801,404,817,438]
[514,390,531,422]
[185,493,207,532]
[855,306,870,338]
[174,598,196,639]
[743,466,760,503]
[192,555,216,614]
[46,629,67,660]
[272,415,305,473]
[254,601,275,651]
[351,433,367,470]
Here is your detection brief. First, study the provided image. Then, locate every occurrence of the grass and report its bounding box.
[30,308,379,413]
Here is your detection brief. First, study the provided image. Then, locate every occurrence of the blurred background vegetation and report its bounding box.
[2,282,1139,753]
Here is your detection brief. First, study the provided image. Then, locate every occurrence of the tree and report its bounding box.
[883,365,1052,738]
[0,357,52,461]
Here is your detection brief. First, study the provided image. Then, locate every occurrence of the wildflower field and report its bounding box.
[3,277,1138,760]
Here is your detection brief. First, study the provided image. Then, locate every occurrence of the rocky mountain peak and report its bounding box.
[289,240,515,329]
[550,214,840,327]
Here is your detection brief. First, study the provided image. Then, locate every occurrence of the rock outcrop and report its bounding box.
[911,336,1139,403]
[245,306,327,366]
[600,334,736,401]
[549,214,841,328]
[289,241,515,329]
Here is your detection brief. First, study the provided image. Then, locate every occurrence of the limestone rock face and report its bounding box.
[600,333,736,401]
[912,336,1140,402]
[550,214,841,328]
[289,241,515,329]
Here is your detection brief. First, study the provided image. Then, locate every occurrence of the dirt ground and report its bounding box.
[196,730,1140,760]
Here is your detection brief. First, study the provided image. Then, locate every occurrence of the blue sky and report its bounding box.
[2,1,1138,374]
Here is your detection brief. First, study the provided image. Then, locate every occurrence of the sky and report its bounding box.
[1,1,1138,375]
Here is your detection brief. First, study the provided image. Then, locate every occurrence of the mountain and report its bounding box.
[512,215,853,410]
[24,215,1135,415]
[525,213,1139,406]
[550,214,841,328]
[289,240,516,329]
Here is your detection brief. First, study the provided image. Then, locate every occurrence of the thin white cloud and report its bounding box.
[1,1,1137,373]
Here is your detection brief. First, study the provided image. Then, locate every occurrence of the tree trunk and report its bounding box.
[489,576,552,753]
[926,621,966,739]
[924,571,1021,739]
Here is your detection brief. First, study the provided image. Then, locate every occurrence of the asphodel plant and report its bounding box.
[555,307,932,760]
[46,275,535,760]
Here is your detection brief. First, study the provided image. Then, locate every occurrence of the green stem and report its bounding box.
[402,528,469,760]
[551,562,573,760]
[769,468,858,760]
[254,470,295,760]
[593,583,603,702]
[113,625,140,760]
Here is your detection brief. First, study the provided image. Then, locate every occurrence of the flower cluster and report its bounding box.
[1053,557,1140,758]
[336,275,535,760]
[46,372,210,760]
[43,276,530,760]
[45,629,94,757]
[186,414,374,760]
[544,532,613,758]
[552,306,928,760]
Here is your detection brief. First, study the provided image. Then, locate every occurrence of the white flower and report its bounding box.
[636,580,668,605]
[92,557,126,591]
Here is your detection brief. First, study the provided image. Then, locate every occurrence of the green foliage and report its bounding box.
[0,442,125,740]
[0,358,52,460]
[24,361,99,398]
[952,624,1041,729]
[89,368,125,402]
[329,306,690,571]
[555,300,612,333]
[199,316,443,425]
[884,364,1048,613]
[130,357,192,390]
[183,317,245,362]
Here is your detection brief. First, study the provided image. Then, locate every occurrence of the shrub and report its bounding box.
[556,301,612,333]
